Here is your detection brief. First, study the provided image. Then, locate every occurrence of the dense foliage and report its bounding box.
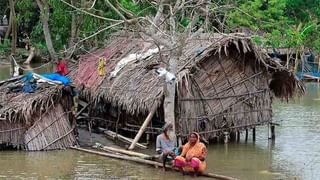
[227,0,320,51]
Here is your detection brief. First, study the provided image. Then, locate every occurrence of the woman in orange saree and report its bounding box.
[174,132,207,175]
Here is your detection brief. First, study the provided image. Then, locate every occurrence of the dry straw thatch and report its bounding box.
[0,79,76,150]
[70,33,304,139]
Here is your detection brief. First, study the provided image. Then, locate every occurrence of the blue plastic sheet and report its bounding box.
[22,72,71,85]
[41,73,71,85]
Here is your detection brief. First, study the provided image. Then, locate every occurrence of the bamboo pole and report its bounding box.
[71,146,238,180]
[0,127,26,133]
[94,143,151,159]
[179,90,266,101]
[245,129,248,142]
[252,128,256,141]
[236,131,240,142]
[128,105,157,150]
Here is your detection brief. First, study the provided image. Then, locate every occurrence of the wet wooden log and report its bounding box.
[71,146,238,180]
[128,105,157,150]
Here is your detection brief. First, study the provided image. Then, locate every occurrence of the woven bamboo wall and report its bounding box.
[177,51,272,139]
[0,121,25,147]
[24,104,76,151]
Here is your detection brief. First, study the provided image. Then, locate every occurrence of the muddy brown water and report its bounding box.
[0,64,319,179]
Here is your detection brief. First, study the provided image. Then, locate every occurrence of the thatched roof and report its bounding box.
[0,77,77,150]
[70,33,304,115]
[0,78,64,124]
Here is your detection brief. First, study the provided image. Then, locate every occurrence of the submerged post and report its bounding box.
[252,127,256,141]
[271,125,275,140]
[245,129,248,141]
[236,131,240,142]
[128,105,158,150]
[223,132,229,144]
[268,123,276,140]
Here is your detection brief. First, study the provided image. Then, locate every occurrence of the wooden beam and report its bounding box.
[128,105,157,150]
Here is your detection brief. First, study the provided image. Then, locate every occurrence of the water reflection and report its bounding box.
[270,83,320,179]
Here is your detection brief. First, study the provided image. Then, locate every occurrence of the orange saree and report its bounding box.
[174,132,207,173]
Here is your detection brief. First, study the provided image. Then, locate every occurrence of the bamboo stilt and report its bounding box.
[271,125,275,140]
[223,132,229,144]
[245,129,248,142]
[252,128,256,141]
[236,131,240,142]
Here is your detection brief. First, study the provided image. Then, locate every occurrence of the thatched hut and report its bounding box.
[0,78,76,150]
[69,33,304,142]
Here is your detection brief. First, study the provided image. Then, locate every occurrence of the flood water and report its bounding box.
[0,64,319,180]
[0,62,53,80]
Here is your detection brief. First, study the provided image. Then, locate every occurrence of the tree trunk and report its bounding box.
[4,5,12,40]
[36,0,57,61]
[68,0,77,48]
[23,47,35,64]
[9,0,16,55]
[163,56,177,134]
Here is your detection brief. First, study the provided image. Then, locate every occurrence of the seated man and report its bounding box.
[156,123,179,171]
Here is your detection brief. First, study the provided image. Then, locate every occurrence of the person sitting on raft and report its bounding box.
[156,123,179,171]
[174,132,207,176]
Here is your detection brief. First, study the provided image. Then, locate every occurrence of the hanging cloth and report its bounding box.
[98,57,106,76]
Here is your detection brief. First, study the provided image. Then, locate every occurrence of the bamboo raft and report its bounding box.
[71,145,237,180]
